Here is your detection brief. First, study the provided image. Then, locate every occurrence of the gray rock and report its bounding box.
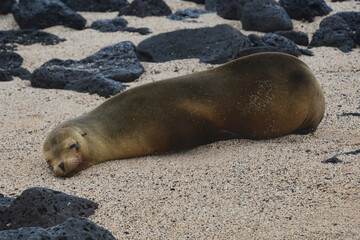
[137,24,252,64]
[274,31,309,46]
[12,0,86,30]
[241,0,292,32]
[167,9,211,21]
[0,0,15,14]
[90,17,150,35]
[279,0,332,22]
[0,30,66,51]
[0,194,14,212]
[0,187,98,230]
[310,14,356,52]
[60,0,129,12]
[205,0,217,11]
[335,11,360,31]
[216,0,248,20]
[0,217,116,240]
[31,41,143,97]
[0,51,30,81]
[119,0,172,18]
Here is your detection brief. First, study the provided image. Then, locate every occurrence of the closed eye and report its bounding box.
[69,144,77,149]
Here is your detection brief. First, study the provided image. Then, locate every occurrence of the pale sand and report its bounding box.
[1,0,359,239]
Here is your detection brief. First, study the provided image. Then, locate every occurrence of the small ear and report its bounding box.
[81,132,87,137]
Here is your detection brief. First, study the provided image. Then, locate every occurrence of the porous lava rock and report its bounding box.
[0,0,15,14]
[137,24,252,64]
[0,30,66,51]
[0,194,14,212]
[205,0,217,11]
[274,30,309,46]
[215,0,248,20]
[0,187,98,230]
[241,0,292,32]
[335,12,360,31]
[245,33,312,57]
[310,14,356,52]
[279,0,332,22]
[31,41,143,97]
[0,51,31,81]
[182,0,205,3]
[167,9,211,21]
[119,0,172,18]
[90,17,150,35]
[60,0,129,12]
[12,0,86,30]
[0,217,116,240]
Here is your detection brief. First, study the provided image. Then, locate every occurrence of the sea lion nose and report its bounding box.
[58,162,66,172]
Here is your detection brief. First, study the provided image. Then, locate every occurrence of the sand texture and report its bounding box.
[1,0,359,239]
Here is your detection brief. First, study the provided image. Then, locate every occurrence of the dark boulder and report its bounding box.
[310,14,356,52]
[215,0,248,20]
[12,0,86,30]
[0,194,14,212]
[335,12,360,31]
[274,30,309,46]
[0,51,30,81]
[90,17,150,35]
[119,0,172,18]
[182,0,205,3]
[60,0,129,12]
[0,187,98,230]
[205,0,217,11]
[279,0,332,22]
[0,29,66,51]
[262,33,312,56]
[137,24,252,64]
[0,0,15,14]
[0,217,116,240]
[167,9,211,21]
[241,0,292,32]
[31,41,143,97]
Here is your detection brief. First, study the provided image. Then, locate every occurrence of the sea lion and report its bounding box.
[43,52,325,177]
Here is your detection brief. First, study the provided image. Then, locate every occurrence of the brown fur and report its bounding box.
[43,52,325,177]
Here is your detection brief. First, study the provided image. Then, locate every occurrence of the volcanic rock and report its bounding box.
[12,0,86,30]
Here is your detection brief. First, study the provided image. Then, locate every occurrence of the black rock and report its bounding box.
[60,0,129,12]
[279,0,332,22]
[247,33,312,57]
[216,0,248,20]
[167,9,211,21]
[356,28,360,45]
[310,14,356,52]
[0,187,98,230]
[0,217,116,240]
[0,194,14,212]
[274,30,309,46]
[31,41,143,97]
[241,0,292,32]
[0,30,66,51]
[119,0,172,18]
[262,33,312,55]
[335,12,360,31]
[137,24,252,64]
[0,51,30,81]
[0,70,12,81]
[322,157,343,164]
[12,0,86,30]
[205,0,217,11]
[0,0,15,14]
[182,0,205,3]
[90,17,151,35]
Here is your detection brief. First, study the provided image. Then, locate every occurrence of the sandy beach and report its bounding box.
[0,0,359,239]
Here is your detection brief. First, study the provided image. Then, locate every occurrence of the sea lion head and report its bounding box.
[43,126,88,177]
